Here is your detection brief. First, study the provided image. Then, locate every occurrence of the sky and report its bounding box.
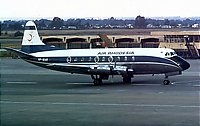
[1,0,200,20]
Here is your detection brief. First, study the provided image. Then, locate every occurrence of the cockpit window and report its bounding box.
[165,52,170,56]
[170,52,176,56]
[25,26,36,30]
[165,52,176,57]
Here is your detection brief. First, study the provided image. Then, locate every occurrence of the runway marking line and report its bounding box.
[171,80,200,86]
[131,84,160,86]
[66,83,91,85]
[1,101,199,108]
[6,82,37,84]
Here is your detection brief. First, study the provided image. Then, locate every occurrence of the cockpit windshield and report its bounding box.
[165,52,177,57]
[170,52,176,56]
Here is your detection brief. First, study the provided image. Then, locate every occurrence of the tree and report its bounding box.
[10,22,23,30]
[0,22,1,36]
[49,17,64,29]
[164,19,170,25]
[135,15,147,29]
[14,31,23,37]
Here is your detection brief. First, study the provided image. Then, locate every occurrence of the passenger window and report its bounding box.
[124,56,127,61]
[88,57,92,62]
[117,56,120,61]
[108,56,113,63]
[132,56,135,61]
[74,57,77,62]
[66,57,71,63]
[94,56,99,63]
[81,57,84,61]
[102,57,105,62]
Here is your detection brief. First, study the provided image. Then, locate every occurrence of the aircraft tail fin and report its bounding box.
[22,21,45,46]
[21,21,62,53]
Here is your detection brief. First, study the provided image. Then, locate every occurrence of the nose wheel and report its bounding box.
[163,76,170,85]
[163,80,170,85]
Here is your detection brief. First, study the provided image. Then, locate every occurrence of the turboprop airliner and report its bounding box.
[5,21,190,85]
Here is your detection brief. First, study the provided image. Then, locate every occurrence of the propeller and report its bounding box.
[110,59,117,78]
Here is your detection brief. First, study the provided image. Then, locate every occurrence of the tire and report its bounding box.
[93,79,102,86]
[163,80,170,85]
[123,77,131,84]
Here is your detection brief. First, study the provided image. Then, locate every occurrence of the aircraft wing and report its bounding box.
[47,63,130,75]
[90,65,129,74]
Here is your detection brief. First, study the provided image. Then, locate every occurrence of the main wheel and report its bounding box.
[93,79,102,86]
[123,77,131,84]
[163,80,170,85]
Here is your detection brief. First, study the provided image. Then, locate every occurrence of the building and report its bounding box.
[151,31,200,58]
[41,30,200,58]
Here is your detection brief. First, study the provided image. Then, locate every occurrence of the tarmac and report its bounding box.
[1,58,200,126]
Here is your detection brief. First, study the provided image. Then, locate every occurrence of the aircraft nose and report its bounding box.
[180,60,190,71]
[173,56,190,70]
[170,56,190,71]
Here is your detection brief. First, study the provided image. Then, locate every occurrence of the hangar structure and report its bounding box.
[41,30,200,58]
[41,35,161,49]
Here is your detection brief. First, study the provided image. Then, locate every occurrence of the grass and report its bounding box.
[0,39,21,48]
[0,37,21,57]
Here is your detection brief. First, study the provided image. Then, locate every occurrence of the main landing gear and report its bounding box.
[93,78,102,86]
[91,74,171,85]
[91,74,133,85]
[91,75,102,86]
[122,74,133,84]
[91,74,109,86]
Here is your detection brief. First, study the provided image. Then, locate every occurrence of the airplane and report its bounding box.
[5,21,190,85]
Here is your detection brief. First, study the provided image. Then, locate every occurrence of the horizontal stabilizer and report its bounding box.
[4,47,34,58]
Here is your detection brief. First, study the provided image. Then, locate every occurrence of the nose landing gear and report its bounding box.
[163,76,170,85]
[163,79,170,85]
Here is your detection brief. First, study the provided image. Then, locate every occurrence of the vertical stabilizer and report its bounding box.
[22,21,45,46]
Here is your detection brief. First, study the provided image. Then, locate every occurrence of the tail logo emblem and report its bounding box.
[27,34,33,42]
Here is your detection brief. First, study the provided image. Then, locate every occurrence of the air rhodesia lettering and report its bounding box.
[97,51,134,55]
